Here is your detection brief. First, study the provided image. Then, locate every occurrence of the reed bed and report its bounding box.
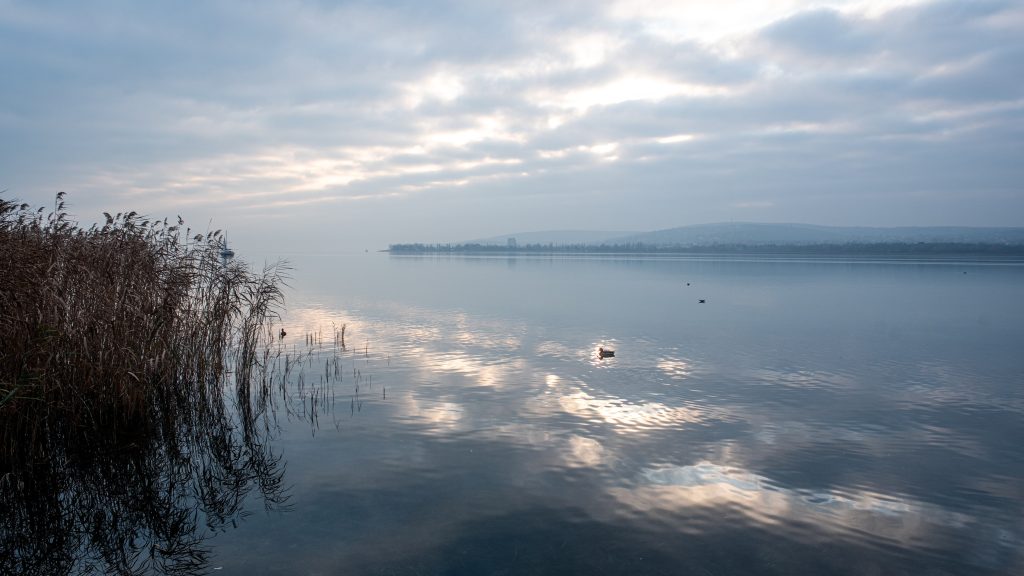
[0,193,285,456]
[0,193,290,574]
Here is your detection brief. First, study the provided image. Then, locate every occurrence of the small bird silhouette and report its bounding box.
[279,328,287,338]
[698,299,706,304]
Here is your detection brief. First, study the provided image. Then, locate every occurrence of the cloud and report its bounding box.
[1,0,1022,251]
[760,8,876,59]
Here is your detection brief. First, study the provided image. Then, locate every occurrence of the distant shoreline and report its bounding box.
[387,242,1024,259]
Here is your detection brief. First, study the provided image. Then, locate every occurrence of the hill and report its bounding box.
[607,223,1024,246]
[466,230,632,246]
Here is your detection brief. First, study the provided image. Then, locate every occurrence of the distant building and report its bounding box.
[507,237,517,249]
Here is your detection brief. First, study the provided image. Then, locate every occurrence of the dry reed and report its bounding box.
[0,193,289,575]
[0,192,285,456]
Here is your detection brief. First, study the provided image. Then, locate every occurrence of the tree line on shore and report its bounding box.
[388,241,1024,256]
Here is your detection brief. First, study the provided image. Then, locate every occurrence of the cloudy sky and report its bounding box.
[2,0,1022,251]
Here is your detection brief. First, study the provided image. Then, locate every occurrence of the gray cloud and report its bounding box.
[1,0,1022,253]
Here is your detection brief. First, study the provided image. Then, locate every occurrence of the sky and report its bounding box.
[2,0,1023,251]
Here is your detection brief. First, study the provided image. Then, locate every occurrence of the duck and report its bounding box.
[598,347,615,358]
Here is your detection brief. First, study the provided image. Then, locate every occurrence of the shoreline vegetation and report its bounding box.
[0,193,290,574]
[387,242,1024,258]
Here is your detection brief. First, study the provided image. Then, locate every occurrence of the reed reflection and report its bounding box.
[0,323,379,576]
[0,372,289,575]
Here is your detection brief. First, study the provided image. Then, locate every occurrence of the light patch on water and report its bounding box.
[611,462,975,546]
[657,358,693,380]
[397,396,465,432]
[544,376,709,433]
[564,435,610,468]
[405,347,526,389]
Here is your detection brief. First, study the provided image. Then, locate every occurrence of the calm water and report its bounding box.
[210,253,1023,575]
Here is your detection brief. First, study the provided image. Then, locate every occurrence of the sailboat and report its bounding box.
[219,237,235,259]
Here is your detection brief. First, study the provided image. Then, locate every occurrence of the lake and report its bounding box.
[208,253,1023,574]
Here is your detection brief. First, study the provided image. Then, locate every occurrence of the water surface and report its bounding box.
[212,253,1024,575]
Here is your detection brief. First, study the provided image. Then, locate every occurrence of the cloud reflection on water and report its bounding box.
[408,346,527,389]
[564,435,611,468]
[610,461,978,549]
[556,386,708,432]
[657,358,693,380]
[270,260,1024,575]
[398,396,465,431]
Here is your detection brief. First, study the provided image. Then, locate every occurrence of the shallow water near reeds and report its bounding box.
[74,254,1024,573]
